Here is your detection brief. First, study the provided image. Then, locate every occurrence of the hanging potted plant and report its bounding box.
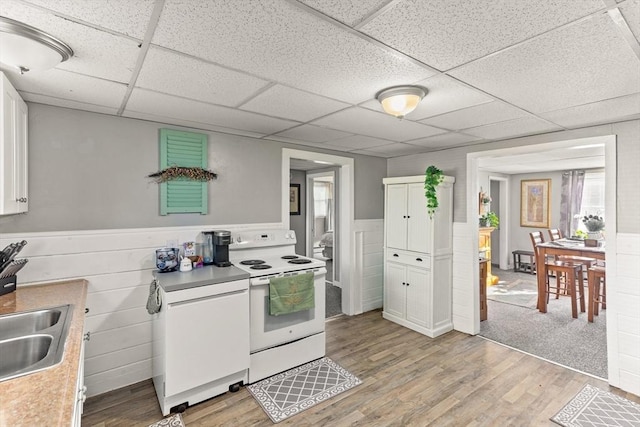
[424,165,444,218]
[480,211,499,228]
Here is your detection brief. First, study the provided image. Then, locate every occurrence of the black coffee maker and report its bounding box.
[206,230,231,267]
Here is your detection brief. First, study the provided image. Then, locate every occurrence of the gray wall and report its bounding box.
[0,104,386,233]
[388,119,640,234]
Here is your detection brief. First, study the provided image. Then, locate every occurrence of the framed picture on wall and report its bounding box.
[289,184,301,215]
[520,179,550,228]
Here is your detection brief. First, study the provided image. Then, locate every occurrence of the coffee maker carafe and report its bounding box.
[202,230,232,267]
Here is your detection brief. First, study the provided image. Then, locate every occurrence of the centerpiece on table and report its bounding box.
[582,214,605,239]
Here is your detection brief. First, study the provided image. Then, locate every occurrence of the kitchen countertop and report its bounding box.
[0,279,88,427]
[153,265,250,292]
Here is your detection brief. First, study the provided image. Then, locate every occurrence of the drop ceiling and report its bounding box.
[1,0,639,158]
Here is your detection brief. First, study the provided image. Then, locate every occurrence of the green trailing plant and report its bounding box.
[480,211,499,228]
[424,166,444,218]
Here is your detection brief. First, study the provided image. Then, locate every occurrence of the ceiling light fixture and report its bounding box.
[0,16,73,74]
[376,85,427,119]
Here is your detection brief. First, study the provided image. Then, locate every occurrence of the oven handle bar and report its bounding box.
[249,267,326,286]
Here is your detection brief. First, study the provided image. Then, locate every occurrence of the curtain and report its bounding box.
[559,170,585,238]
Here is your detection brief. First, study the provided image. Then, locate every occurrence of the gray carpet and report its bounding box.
[325,259,342,318]
[480,267,607,379]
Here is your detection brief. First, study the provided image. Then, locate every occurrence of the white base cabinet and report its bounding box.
[0,72,28,215]
[72,337,86,427]
[382,175,454,338]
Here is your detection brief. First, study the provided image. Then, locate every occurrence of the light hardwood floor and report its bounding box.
[82,309,639,426]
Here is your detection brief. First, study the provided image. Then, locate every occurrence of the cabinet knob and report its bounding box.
[393,254,399,257]
[84,331,91,341]
[416,258,422,262]
[406,282,410,286]
[403,215,407,218]
[402,282,406,286]
[15,197,27,203]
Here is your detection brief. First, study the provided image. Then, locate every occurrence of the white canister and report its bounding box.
[180,257,193,272]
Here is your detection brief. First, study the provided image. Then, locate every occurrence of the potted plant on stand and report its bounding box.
[480,211,499,228]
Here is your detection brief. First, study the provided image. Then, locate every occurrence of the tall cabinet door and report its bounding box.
[406,183,430,253]
[385,184,408,250]
[405,266,431,328]
[384,262,406,318]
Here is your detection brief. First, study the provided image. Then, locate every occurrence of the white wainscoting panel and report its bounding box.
[614,233,640,396]
[452,222,477,335]
[354,220,384,313]
[0,223,279,397]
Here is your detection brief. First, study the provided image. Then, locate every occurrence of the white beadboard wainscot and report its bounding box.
[0,224,280,397]
[451,222,477,335]
[354,219,384,313]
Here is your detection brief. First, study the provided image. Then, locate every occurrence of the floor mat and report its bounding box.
[247,357,361,423]
[551,384,640,426]
[148,413,184,427]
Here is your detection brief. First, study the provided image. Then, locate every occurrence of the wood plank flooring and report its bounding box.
[82,310,639,426]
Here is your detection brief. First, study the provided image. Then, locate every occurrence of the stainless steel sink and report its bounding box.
[0,305,73,382]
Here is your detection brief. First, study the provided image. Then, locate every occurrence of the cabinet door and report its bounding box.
[406,183,430,253]
[386,184,407,250]
[0,74,27,215]
[384,262,406,318]
[405,266,431,328]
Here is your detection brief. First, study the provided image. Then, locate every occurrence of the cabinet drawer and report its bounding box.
[386,249,431,269]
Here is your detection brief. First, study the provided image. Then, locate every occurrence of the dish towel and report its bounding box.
[146,279,162,314]
[269,272,315,316]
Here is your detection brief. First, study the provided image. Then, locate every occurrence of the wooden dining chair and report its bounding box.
[587,265,606,322]
[548,229,562,241]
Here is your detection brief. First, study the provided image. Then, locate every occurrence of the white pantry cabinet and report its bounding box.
[382,175,454,338]
[0,72,28,215]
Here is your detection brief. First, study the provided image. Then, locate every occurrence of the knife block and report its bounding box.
[0,275,16,296]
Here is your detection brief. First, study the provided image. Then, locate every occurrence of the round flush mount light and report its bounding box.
[376,85,427,119]
[0,16,74,74]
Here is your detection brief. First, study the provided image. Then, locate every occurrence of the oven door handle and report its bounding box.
[250,267,327,286]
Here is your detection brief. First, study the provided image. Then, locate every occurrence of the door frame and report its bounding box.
[306,171,336,273]
[282,148,356,315]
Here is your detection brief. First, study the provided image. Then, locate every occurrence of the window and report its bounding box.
[577,171,605,232]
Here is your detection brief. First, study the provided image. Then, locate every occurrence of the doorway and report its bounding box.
[466,135,616,381]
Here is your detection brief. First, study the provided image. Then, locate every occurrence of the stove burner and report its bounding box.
[281,255,299,259]
[250,264,272,270]
[240,260,265,265]
[288,258,312,264]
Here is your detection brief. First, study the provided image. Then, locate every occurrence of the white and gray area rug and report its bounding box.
[551,384,640,427]
[148,413,184,427]
[248,357,362,423]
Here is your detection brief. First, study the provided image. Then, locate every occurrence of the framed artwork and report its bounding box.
[289,184,301,215]
[520,179,550,228]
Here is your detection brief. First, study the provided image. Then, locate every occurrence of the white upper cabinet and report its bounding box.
[1,72,28,215]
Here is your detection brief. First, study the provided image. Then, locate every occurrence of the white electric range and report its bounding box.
[229,229,326,383]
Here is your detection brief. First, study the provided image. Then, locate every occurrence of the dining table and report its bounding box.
[536,238,606,313]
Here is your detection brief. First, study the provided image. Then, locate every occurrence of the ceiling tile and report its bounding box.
[240,85,350,122]
[420,101,528,130]
[269,124,353,143]
[406,132,483,149]
[450,13,640,113]
[352,142,428,157]
[0,1,139,82]
[152,0,435,104]
[618,0,640,42]
[313,107,446,141]
[125,89,299,136]
[322,134,392,150]
[22,0,156,39]
[296,0,390,27]
[360,0,606,70]
[461,117,562,140]
[136,47,270,107]
[19,93,119,116]
[540,93,640,128]
[7,69,127,108]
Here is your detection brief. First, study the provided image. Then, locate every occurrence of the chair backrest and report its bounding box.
[548,229,562,241]
[529,231,545,256]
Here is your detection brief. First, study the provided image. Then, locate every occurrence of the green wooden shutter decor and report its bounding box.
[159,129,208,215]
